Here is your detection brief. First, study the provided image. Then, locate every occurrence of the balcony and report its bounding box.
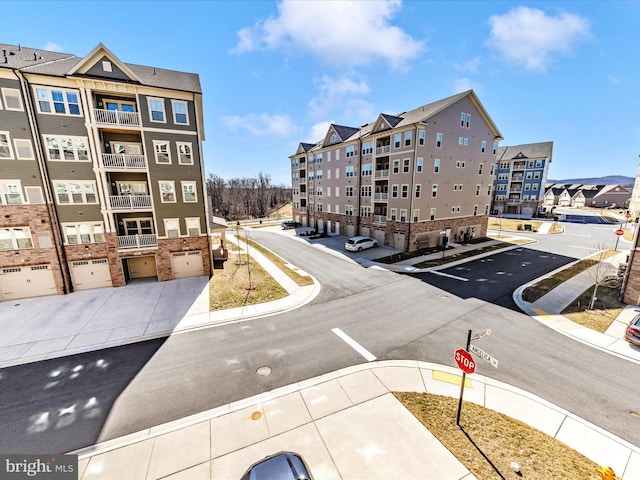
[373,215,387,224]
[94,109,141,127]
[109,195,152,210]
[511,175,524,181]
[374,193,388,202]
[375,169,390,180]
[509,188,522,193]
[102,153,147,170]
[117,234,157,250]
[376,145,391,156]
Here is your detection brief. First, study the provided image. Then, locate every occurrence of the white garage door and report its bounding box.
[70,259,112,291]
[317,218,324,233]
[373,229,385,245]
[0,264,56,300]
[359,226,370,237]
[346,224,356,237]
[521,206,534,217]
[171,251,204,279]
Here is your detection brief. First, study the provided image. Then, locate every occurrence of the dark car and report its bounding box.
[625,312,640,346]
[240,451,313,480]
[281,221,301,230]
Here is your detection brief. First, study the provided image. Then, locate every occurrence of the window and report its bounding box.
[0,227,33,250]
[345,186,354,197]
[525,184,531,191]
[63,223,105,244]
[430,208,436,221]
[345,166,355,177]
[392,185,398,198]
[360,206,371,216]
[177,142,193,164]
[148,98,166,122]
[433,159,439,173]
[401,185,408,198]
[490,164,495,175]
[532,184,539,191]
[418,130,425,146]
[330,134,337,143]
[415,185,421,198]
[0,132,13,158]
[44,136,89,161]
[432,185,438,197]
[485,205,490,215]
[536,160,544,167]
[309,154,314,164]
[317,187,323,196]
[459,137,464,145]
[361,186,371,197]
[316,170,323,179]
[400,209,407,222]
[394,134,401,148]
[534,171,541,179]
[2,88,23,110]
[159,181,176,202]
[14,139,34,159]
[186,217,201,236]
[487,185,492,195]
[34,87,81,115]
[345,205,353,216]
[0,180,23,204]
[361,164,372,176]
[164,218,180,238]
[478,163,484,175]
[460,112,466,127]
[464,138,468,146]
[417,158,423,172]
[404,131,411,147]
[335,168,339,179]
[413,209,419,222]
[316,153,323,163]
[362,141,373,155]
[403,159,410,173]
[493,142,498,154]
[481,141,487,154]
[346,145,356,157]
[171,100,189,124]
[473,205,478,216]
[181,181,197,202]
[154,141,171,164]
[308,171,315,181]
[393,160,399,174]
[54,181,96,204]
[466,114,471,128]
[436,133,443,148]
[528,161,534,168]
[390,208,397,221]
[476,184,481,196]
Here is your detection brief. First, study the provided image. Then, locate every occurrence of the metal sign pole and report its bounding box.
[456,329,472,426]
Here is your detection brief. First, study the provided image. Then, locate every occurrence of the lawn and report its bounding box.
[561,284,626,333]
[395,392,603,480]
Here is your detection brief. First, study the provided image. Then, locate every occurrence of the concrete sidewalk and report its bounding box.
[74,360,640,480]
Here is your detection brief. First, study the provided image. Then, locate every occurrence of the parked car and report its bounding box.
[281,220,301,230]
[240,451,313,480]
[624,312,640,346]
[345,236,378,252]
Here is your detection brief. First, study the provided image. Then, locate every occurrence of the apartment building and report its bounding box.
[0,43,210,301]
[290,90,503,252]
[491,142,553,217]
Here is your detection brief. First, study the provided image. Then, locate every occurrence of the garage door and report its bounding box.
[521,206,534,217]
[373,229,385,245]
[346,224,355,237]
[127,256,157,279]
[171,251,204,279]
[70,259,112,291]
[359,226,370,237]
[0,264,56,300]
[317,218,324,233]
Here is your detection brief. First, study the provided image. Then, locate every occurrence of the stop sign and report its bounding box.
[455,349,476,374]
[615,229,624,236]
[626,212,631,219]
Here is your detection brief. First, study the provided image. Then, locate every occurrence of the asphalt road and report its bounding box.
[1,228,639,455]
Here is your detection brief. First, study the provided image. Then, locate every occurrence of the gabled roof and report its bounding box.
[323,124,360,146]
[496,141,553,161]
[295,143,316,155]
[0,43,201,93]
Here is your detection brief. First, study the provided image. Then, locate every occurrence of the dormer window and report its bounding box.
[330,134,337,143]
[102,61,113,72]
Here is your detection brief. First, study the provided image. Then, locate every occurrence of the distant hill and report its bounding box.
[547,175,634,186]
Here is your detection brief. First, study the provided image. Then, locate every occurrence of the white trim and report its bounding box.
[14,139,34,160]
[185,217,201,237]
[1,88,23,111]
[0,226,33,250]
[153,140,171,164]
[0,179,24,204]
[159,181,176,203]
[181,181,197,203]
[61,222,106,245]
[163,217,181,238]
[53,180,98,204]
[33,86,82,116]
[177,142,193,165]
[171,100,189,125]
[43,135,90,162]
[148,97,166,123]
[0,131,14,159]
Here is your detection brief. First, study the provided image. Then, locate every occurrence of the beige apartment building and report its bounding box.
[290,90,503,252]
[0,43,211,301]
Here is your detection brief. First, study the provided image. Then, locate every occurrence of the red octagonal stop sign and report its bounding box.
[455,349,476,374]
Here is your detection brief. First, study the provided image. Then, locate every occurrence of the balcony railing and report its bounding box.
[509,188,522,193]
[375,146,391,156]
[374,193,388,201]
[375,169,389,180]
[373,215,387,224]
[109,195,152,210]
[94,109,141,127]
[102,153,147,170]
[511,175,524,181]
[117,234,157,249]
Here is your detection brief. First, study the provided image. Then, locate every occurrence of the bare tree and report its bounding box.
[586,246,619,310]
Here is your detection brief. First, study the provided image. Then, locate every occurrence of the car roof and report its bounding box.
[347,236,369,241]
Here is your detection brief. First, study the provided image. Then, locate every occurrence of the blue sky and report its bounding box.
[3,1,639,185]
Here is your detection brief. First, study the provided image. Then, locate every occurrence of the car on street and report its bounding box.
[624,312,640,346]
[345,236,378,252]
[241,451,313,480]
[282,220,301,230]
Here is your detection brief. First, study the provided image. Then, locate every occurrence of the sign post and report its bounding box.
[456,329,472,426]
[615,225,624,251]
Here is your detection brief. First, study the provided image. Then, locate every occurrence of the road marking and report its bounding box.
[331,328,376,362]
[429,270,469,281]
[433,370,472,387]
[531,307,549,316]
[569,245,597,250]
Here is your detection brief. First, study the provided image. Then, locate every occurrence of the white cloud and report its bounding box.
[308,74,371,118]
[43,42,64,52]
[231,0,424,70]
[453,56,481,74]
[486,7,590,72]
[220,113,298,137]
[452,77,483,95]
[309,121,333,143]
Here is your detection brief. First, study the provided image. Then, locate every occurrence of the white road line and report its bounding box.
[570,245,598,250]
[331,328,377,362]
[429,270,469,281]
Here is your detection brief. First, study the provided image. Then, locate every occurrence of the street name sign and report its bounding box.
[454,349,476,374]
[471,329,491,341]
[470,344,499,368]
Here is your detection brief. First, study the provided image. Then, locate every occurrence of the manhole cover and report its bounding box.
[256,366,271,377]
